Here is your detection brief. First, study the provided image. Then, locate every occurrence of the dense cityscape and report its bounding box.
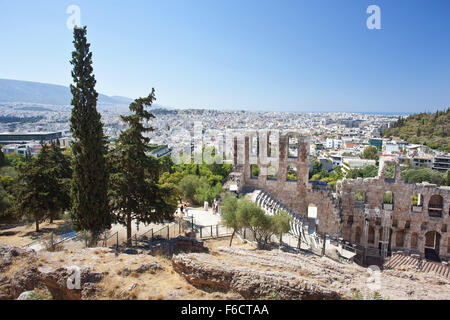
[1,101,448,176]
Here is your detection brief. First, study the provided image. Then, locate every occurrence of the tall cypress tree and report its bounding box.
[69,26,111,242]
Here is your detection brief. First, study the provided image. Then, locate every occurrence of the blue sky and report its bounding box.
[1,0,449,112]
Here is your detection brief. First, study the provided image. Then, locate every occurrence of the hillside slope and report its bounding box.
[383,109,450,152]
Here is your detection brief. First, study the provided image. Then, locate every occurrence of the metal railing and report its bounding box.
[197,224,232,239]
[22,231,79,251]
[22,234,53,249]
[119,220,184,248]
[182,215,233,240]
[98,231,119,249]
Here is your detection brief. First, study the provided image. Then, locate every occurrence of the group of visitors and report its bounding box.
[179,203,189,216]
[178,198,220,216]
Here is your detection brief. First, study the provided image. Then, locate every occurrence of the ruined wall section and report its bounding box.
[230,136,449,260]
[232,131,340,236]
[336,157,450,259]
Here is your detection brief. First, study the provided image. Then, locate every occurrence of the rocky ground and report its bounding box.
[173,246,450,300]
[0,236,449,300]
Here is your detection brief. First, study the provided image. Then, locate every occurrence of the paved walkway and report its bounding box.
[182,207,222,227]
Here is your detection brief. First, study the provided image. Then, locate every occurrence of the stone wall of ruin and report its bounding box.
[232,132,341,236]
[336,158,450,260]
[230,132,450,261]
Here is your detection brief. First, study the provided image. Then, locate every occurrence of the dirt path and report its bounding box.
[0,220,73,247]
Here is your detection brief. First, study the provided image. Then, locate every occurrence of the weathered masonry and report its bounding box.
[226,131,450,262]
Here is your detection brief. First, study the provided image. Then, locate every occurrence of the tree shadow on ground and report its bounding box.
[0,231,19,236]
[20,221,74,240]
[0,221,27,231]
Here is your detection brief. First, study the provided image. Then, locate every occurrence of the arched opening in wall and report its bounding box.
[288,136,298,158]
[424,231,441,262]
[286,165,298,181]
[307,204,318,220]
[267,132,278,158]
[428,195,443,217]
[384,163,395,182]
[396,229,405,248]
[354,190,366,204]
[251,135,259,157]
[250,164,259,179]
[267,165,277,180]
[410,232,418,249]
[368,226,375,245]
[354,226,361,244]
[382,191,394,211]
[411,194,423,212]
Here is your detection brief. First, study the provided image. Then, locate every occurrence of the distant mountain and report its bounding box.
[0,79,132,106]
[110,96,134,104]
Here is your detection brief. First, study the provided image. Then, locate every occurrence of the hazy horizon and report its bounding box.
[1,1,449,113]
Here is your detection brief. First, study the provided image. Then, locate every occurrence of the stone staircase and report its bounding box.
[384,252,449,279]
[246,189,324,251]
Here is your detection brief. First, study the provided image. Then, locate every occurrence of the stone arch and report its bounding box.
[286,165,297,181]
[354,190,366,203]
[425,231,441,248]
[250,164,259,179]
[382,191,394,210]
[267,131,278,158]
[411,193,424,212]
[378,157,400,182]
[396,229,405,248]
[307,203,318,219]
[251,134,259,157]
[384,163,395,180]
[424,230,441,261]
[267,164,278,180]
[287,135,298,158]
[412,193,424,206]
[428,195,443,217]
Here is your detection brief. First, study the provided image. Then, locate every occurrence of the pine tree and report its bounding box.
[108,90,177,244]
[69,26,111,242]
[15,144,53,232]
[15,143,72,231]
[44,142,72,223]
